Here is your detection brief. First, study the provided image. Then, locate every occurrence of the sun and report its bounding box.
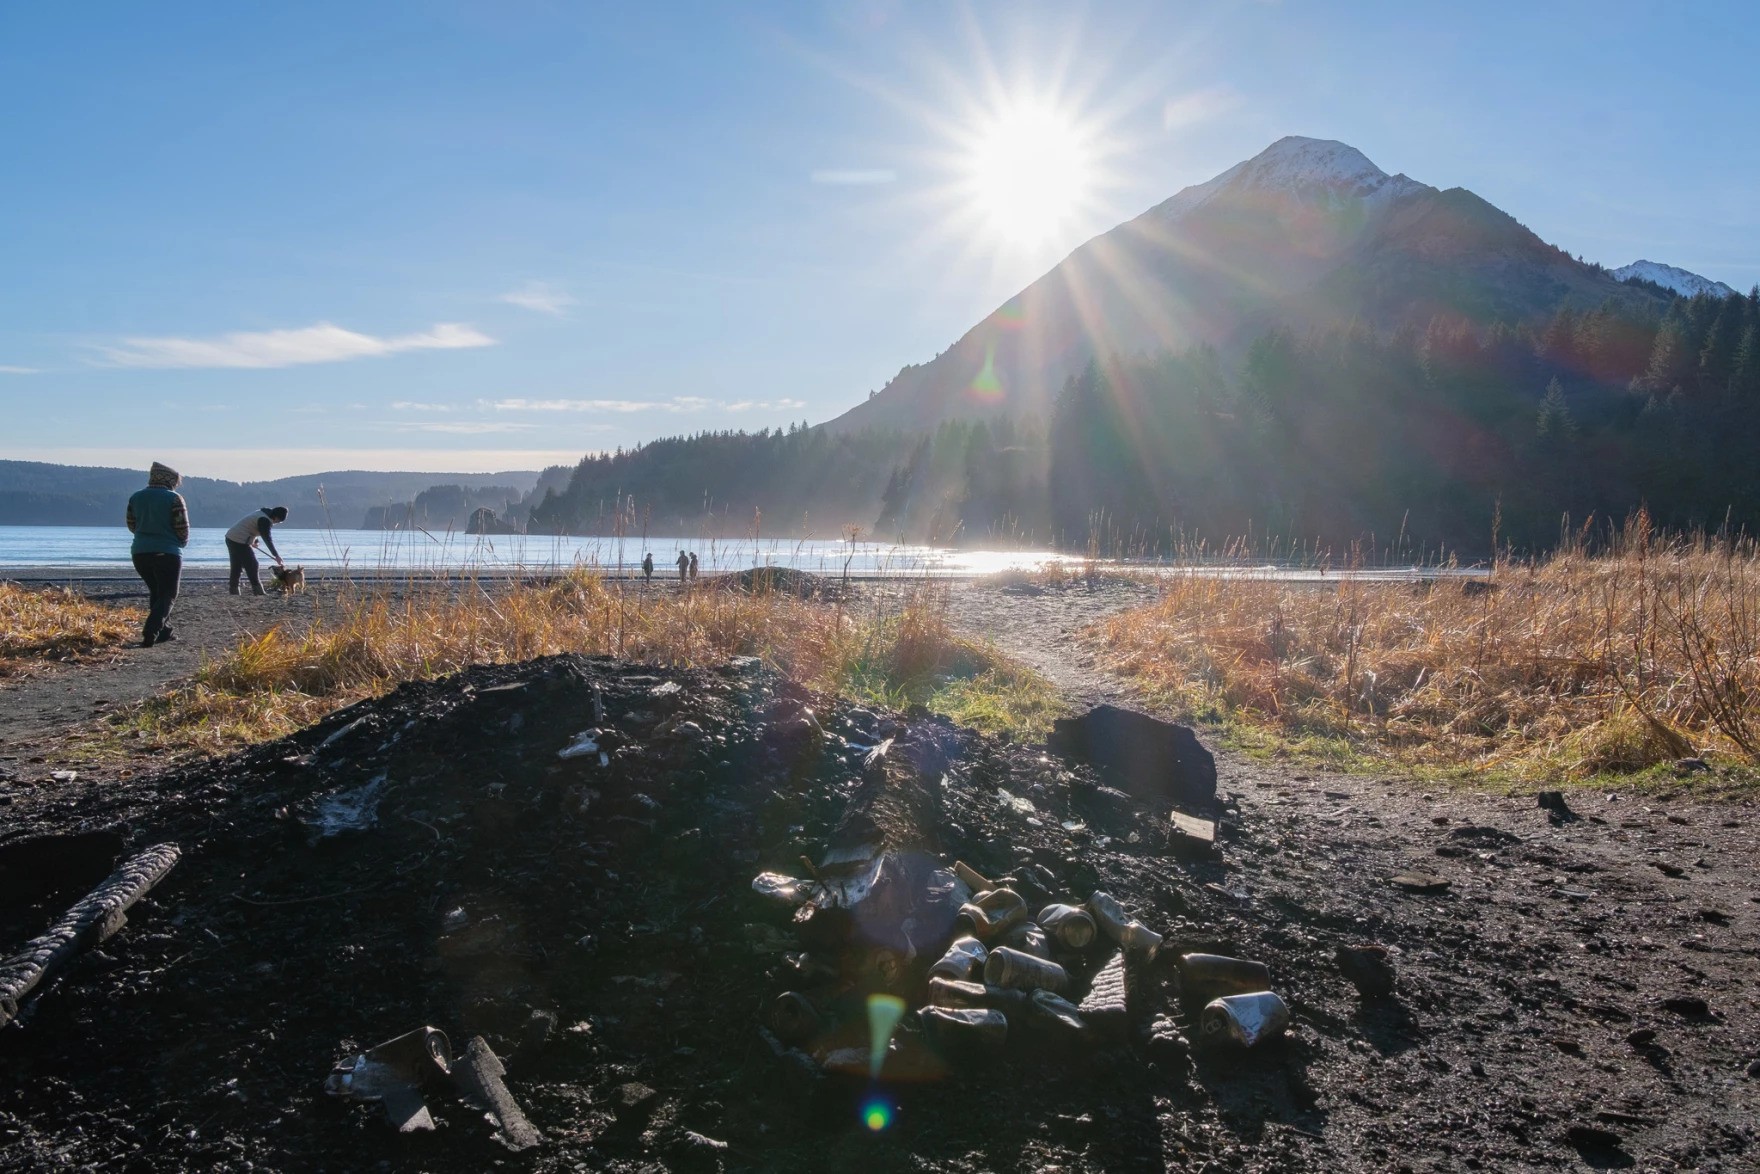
[962,101,1096,248]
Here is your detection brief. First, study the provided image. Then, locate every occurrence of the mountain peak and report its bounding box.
[1609,259,1737,299]
[1152,135,1431,222]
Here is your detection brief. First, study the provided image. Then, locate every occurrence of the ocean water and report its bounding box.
[0,524,1075,576]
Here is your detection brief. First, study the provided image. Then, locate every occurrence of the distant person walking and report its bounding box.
[642,552,654,582]
[675,550,689,582]
[688,552,699,580]
[225,506,288,596]
[125,462,189,647]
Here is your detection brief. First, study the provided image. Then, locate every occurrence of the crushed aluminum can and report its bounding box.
[928,977,991,1009]
[919,1006,1008,1056]
[1085,890,1163,956]
[1037,903,1098,950]
[1000,920,1052,960]
[1028,989,1087,1036]
[325,1026,453,1132]
[1178,953,1272,1003]
[1201,991,1291,1048]
[751,871,819,908]
[928,935,988,982]
[983,946,1070,995]
[958,888,1029,942]
[768,992,822,1046]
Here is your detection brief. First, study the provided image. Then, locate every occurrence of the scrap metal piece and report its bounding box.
[324,1026,453,1133]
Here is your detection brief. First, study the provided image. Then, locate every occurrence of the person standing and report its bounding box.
[675,550,688,582]
[688,551,699,581]
[642,552,654,582]
[225,506,288,596]
[125,462,190,647]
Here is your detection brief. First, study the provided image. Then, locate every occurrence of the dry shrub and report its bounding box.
[116,571,1056,754]
[0,582,141,674]
[1096,516,1760,779]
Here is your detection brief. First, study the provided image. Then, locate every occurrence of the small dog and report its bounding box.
[269,564,306,594]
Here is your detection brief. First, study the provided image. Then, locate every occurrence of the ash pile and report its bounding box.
[0,656,1330,1171]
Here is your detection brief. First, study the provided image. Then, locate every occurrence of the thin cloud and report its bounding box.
[489,397,698,414]
[726,398,808,412]
[498,281,575,316]
[392,401,458,412]
[0,365,38,375]
[488,395,809,415]
[394,421,541,435]
[99,322,495,370]
[811,168,898,185]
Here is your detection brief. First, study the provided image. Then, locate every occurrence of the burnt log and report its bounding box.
[0,842,181,1029]
[1048,705,1216,810]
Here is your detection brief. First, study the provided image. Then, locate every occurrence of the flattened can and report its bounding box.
[983,945,1071,995]
[1200,991,1291,1048]
[1178,953,1272,1003]
[1086,890,1164,956]
[1000,920,1053,960]
[927,977,990,1009]
[919,1006,1008,1056]
[958,888,1029,942]
[928,935,988,982]
[1037,903,1098,949]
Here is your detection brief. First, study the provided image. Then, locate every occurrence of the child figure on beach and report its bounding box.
[642,552,654,582]
[225,506,288,596]
[124,462,190,647]
[688,552,699,580]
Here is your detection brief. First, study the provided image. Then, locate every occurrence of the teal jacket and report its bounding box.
[127,486,191,556]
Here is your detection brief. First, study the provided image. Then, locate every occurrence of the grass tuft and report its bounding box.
[0,582,141,675]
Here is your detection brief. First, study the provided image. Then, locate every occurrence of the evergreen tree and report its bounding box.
[1535,377,1577,447]
[1643,312,1694,393]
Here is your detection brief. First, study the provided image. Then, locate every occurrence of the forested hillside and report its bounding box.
[527,286,1760,557]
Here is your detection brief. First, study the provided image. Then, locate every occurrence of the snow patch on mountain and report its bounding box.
[1610,260,1738,299]
[1153,136,1432,222]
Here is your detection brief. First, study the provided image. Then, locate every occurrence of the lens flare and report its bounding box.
[866,993,906,1079]
[862,1097,893,1132]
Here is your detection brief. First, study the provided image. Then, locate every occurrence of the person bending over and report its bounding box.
[225,505,288,596]
[125,462,190,647]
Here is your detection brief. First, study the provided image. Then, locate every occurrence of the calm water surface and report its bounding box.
[0,525,1076,576]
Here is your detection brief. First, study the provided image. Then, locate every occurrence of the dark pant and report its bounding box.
[131,552,181,645]
[227,539,264,595]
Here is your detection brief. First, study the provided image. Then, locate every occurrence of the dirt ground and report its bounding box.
[0,576,1757,1172]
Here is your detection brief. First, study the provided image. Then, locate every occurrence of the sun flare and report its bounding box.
[962,101,1096,247]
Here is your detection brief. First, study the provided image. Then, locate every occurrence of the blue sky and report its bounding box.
[2,1,1755,481]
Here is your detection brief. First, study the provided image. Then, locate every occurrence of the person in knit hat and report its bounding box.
[124,462,191,647]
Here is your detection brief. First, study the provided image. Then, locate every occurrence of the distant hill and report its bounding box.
[0,461,543,530]
[826,136,1674,434]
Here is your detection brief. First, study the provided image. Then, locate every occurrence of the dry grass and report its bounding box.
[111,571,1063,756]
[0,582,141,675]
[1095,516,1760,782]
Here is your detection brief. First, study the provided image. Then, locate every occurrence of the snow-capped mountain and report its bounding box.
[1609,260,1738,299]
[1154,136,1431,222]
[828,137,1676,434]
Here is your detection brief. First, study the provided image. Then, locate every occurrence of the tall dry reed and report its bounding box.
[1096,515,1760,778]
